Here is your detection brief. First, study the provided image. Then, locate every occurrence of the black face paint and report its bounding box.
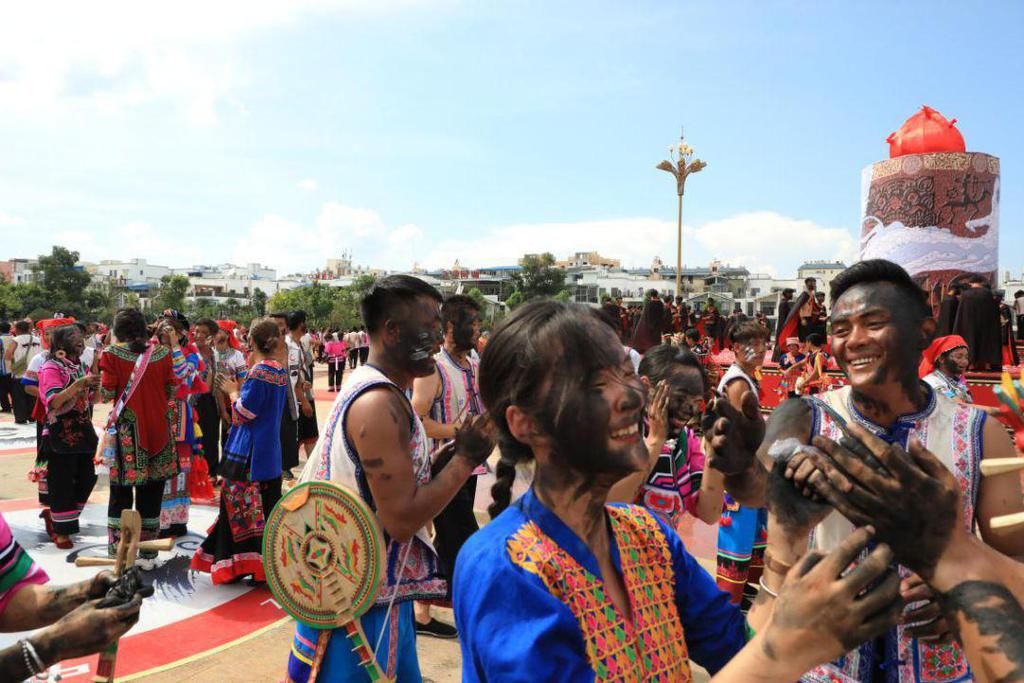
[540,362,645,486]
[938,353,961,378]
[834,283,924,408]
[452,313,479,352]
[396,320,441,376]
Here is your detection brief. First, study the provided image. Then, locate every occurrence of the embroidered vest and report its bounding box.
[507,505,692,682]
[300,365,446,604]
[429,349,482,450]
[802,385,983,683]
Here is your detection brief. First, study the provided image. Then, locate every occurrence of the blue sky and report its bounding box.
[1,1,1021,277]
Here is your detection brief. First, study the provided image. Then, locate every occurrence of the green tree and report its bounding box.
[466,287,487,309]
[33,246,93,318]
[507,253,568,306]
[251,288,268,317]
[153,275,191,313]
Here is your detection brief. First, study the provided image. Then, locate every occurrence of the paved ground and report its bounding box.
[1,364,714,682]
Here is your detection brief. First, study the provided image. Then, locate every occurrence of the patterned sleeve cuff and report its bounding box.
[231,399,256,426]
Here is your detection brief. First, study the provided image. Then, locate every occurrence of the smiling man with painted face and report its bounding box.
[728,259,1024,683]
[286,275,495,683]
[410,294,485,638]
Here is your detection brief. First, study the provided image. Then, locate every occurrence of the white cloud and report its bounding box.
[233,201,425,274]
[0,211,25,226]
[688,211,857,276]
[420,211,856,275]
[0,1,437,124]
[297,178,319,192]
[53,222,206,266]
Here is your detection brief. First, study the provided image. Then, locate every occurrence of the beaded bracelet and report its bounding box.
[19,639,46,678]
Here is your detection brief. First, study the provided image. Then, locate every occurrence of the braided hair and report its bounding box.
[480,299,623,519]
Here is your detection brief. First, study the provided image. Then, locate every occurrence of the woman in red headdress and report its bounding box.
[37,324,98,548]
[919,335,1000,415]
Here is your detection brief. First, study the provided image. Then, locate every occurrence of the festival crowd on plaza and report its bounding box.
[1,259,1024,681]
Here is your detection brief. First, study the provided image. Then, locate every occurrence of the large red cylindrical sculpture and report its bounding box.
[860,107,999,311]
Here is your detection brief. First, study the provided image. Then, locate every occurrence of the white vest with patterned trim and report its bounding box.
[802,384,983,683]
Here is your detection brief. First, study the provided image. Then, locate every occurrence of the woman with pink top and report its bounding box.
[323,331,347,391]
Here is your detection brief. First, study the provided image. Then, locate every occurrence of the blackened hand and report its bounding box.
[85,571,118,600]
[762,527,903,671]
[704,390,765,475]
[37,595,143,663]
[454,414,497,467]
[807,424,960,580]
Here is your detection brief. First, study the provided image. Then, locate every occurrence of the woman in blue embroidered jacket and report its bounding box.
[191,318,287,585]
[455,300,905,682]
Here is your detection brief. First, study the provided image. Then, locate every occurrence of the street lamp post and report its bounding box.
[657,132,706,299]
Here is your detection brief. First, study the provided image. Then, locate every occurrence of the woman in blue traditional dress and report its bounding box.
[191,318,287,584]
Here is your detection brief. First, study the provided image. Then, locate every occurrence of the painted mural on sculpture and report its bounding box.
[860,151,1000,309]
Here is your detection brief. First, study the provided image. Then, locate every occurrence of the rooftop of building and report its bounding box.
[797,261,847,270]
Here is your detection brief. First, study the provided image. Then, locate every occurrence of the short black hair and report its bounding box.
[804,277,816,286]
[807,332,825,347]
[287,310,307,331]
[730,320,769,344]
[1015,290,1024,299]
[829,259,929,319]
[193,317,220,337]
[269,312,289,321]
[0,320,9,335]
[13,320,31,335]
[442,295,481,328]
[638,344,707,391]
[782,288,795,299]
[646,289,659,299]
[360,275,443,334]
[684,327,700,342]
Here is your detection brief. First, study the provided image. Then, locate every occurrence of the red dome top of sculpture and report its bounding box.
[887,105,966,158]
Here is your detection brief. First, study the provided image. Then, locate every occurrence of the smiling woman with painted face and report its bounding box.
[37,324,99,549]
[606,343,726,528]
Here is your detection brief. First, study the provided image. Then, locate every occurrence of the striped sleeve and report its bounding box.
[231,369,268,426]
[0,514,48,614]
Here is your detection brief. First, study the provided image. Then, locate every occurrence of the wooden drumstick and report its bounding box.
[991,511,1024,532]
[980,458,1024,477]
[75,557,117,567]
[138,537,176,552]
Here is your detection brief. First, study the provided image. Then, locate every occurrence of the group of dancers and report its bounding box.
[4,257,1024,681]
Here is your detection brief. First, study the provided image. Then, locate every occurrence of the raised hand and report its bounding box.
[703,390,765,475]
[761,527,903,673]
[646,380,671,445]
[454,414,497,467]
[215,374,240,398]
[806,423,960,580]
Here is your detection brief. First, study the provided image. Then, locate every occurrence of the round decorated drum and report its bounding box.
[263,481,385,628]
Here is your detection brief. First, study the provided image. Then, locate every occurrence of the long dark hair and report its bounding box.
[113,308,149,354]
[481,300,622,519]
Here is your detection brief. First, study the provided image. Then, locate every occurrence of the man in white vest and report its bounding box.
[410,294,484,638]
[708,259,1024,683]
